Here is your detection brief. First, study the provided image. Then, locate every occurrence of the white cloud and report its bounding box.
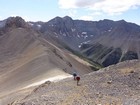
[58,0,140,15]
[58,0,103,9]
[68,9,77,17]
[89,0,140,15]
[58,0,78,9]
[79,16,93,21]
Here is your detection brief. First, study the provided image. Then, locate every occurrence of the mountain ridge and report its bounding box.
[32,16,140,67]
[1,16,140,67]
[0,16,93,99]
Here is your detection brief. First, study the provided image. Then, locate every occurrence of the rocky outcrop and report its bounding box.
[0,16,30,36]
[5,16,28,28]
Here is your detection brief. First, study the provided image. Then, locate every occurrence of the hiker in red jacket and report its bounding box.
[76,75,80,86]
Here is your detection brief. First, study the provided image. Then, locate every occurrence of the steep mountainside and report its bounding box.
[0,17,93,98]
[3,60,140,105]
[81,20,140,66]
[34,16,140,67]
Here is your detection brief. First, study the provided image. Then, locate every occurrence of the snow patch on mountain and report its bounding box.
[37,25,41,28]
[28,23,34,26]
[90,35,94,37]
[82,32,87,35]
[71,28,76,32]
[78,40,91,48]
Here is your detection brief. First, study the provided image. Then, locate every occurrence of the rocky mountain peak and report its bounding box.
[49,16,63,23]
[117,19,126,23]
[48,16,73,25]
[5,16,28,28]
[63,16,73,21]
[63,16,74,26]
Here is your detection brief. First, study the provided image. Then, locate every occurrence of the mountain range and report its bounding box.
[0,16,140,104]
[29,16,140,67]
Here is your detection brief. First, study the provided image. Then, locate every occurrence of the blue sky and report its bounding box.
[0,0,140,25]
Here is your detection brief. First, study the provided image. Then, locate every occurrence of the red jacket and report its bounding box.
[76,76,80,81]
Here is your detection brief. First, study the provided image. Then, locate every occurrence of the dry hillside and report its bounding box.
[0,17,93,101]
[2,60,140,105]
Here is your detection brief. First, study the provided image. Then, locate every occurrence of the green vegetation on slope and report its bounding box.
[63,44,103,70]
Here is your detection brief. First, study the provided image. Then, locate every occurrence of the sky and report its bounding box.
[0,0,140,25]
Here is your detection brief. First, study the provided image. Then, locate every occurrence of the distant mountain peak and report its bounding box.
[5,16,28,28]
[49,16,73,23]
[53,16,63,21]
[118,19,126,22]
[63,16,73,20]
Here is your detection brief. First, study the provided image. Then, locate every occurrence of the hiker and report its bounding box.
[76,75,80,86]
[73,72,77,80]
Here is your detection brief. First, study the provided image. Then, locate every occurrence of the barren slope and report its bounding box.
[0,17,93,99]
[3,60,140,105]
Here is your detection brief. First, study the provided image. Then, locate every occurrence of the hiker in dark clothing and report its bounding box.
[73,72,77,80]
[76,75,80,86]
